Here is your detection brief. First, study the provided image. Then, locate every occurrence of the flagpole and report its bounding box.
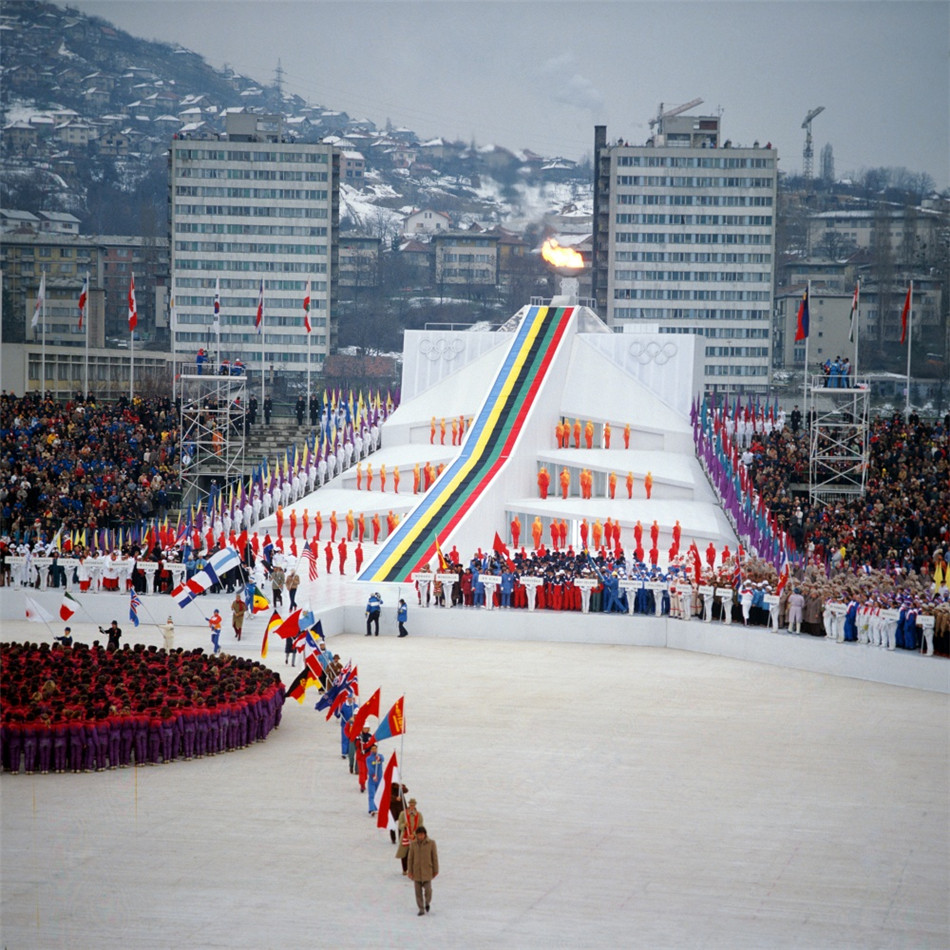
[905,279,913,418]
[853,279,860,381]
[129,270,135,402]
[83,271,90,400]
[259,279,265,416]
[41,282,46,399]
[801,280,810,415]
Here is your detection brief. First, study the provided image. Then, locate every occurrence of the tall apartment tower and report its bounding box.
[169,113,339,385]
[592,110,778,394]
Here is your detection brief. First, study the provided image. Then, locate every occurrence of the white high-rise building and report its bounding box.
[168,113,339,384]
[592,111,778,394]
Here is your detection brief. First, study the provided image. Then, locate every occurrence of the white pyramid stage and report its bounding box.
[258,292,735,593]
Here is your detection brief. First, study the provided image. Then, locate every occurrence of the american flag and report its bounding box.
[129,590,142,627]
[302,544,319,580]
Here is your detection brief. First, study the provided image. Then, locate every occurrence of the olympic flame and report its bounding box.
[540,238,585,271]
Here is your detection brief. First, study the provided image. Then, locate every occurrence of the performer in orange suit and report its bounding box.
[537,466,550,499]
[592,519,603,549]
[584,420,594,449]
[560,467,570,499]
[603,421,611,449]
[379,463,386,493]
[608,471,617,499]
[345,509,354,542]
[557,519,567,550]
[366,462,373,491]
[451,417,459,446]
[555,420,564,448]
[440,417,446,444]
[644,470,653,499]
[289,509,297,539]
[302,509,309,537]
[532,516,543,551]
[413,462,420,495]
[358,512,366,543]
[580,518,589,549]
[430,416,436,444]
[356,462,362,490]
[315,510,322,541]
[510,516,521,549]
[393,466,400,494]
[626,471,633,500]
[276,504,284,539]
[624,423,631,449]
[573,419,581,449]
[329,510,338,542]
[549,520,559,550]
[372,513,381,544]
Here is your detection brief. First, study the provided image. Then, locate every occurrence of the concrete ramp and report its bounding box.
[359,305,577,582]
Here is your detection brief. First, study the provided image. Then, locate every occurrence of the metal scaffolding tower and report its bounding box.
[178,373,248,511]
[806,374,870,507]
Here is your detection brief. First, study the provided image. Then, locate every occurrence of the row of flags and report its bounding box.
[212,277,314,337]
[794,281,913,344]
[31,272,136,333]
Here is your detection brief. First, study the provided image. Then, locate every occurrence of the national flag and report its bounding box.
[434,536,449,571]
[375,751,400,829]
[346,687,381,740]
[286,668,315,704]
[372,696,405,743]
[899,283,911,345]
[794,287,809,342]
[60,590,79,621]
[129,590,142,627]
[128,272,138,332]
[202,546,240,586]
[31,273,46,330]
[775,556,790,597]
[326,684,354,721]
[255,278,264,334]
[213,277,220,319]
[78,274,88,330]
[274,608,302,640]
[25,595,54,624]
[302,544,318,580]
[261,610,283,658]
[303,280,312,333]
[848,282,859,343]
[305,644,329,683]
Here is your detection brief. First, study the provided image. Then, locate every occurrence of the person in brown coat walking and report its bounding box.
[406,825,439,916]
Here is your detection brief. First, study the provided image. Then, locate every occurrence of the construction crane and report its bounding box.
[801,106,825,180]
[649,98,704,129]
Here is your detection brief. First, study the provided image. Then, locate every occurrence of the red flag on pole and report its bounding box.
[899,284,911,345]
[128,273,138,332]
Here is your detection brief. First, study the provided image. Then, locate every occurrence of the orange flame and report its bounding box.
[540,238,584,270]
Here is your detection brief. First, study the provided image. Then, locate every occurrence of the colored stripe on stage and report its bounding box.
[360,305,575,583]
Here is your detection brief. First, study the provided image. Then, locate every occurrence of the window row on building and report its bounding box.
[616,155,774,169]
[617,194,772,207]
[616,232,772,245]
[174,148,328,164]
[614,270,770,283]
[614,308,771,322]
[704,345,769,358]
[614,289,772,301]
[176,223,327,237]
[177,260,326,273]
[615,251,771,264]
[176,167,327,182]
[174,332,326,352]
[174,186,328,200]
[617,175,773,188]
[174,278,327,292]
[175,205,326,219]
[174,241,327,256]
[616,213,773,226]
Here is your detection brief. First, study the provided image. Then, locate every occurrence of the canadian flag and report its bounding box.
[128,273,138,332]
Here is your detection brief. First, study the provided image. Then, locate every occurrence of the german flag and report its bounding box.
[286,668,315,704]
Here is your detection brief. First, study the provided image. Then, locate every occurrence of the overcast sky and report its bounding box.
[69,1,949,187]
